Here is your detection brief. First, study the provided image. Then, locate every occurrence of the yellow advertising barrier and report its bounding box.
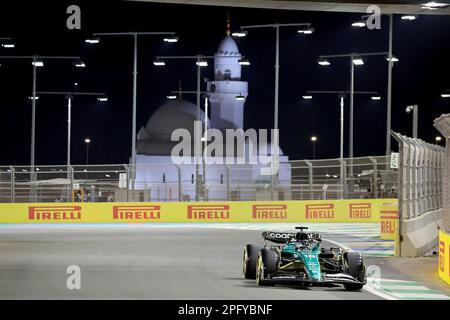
[0,199,396,224]
[439,229,450,286]
[380,201,399,256]
[380,201,399,241]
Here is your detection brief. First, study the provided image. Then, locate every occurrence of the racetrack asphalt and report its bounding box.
[0,225,427,299]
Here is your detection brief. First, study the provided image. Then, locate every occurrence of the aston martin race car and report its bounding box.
[243,227,366,290]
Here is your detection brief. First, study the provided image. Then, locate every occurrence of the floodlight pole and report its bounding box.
[31,57,37,175]
[350,54,355,161]
[386,14,394,156]
[155,55,214,201]
[359,14,396,157]
[36,91,106,166]
[340,94,345,198]
[0,55,80,201]
[318,51,387,189]
[0,55,80,168]
[67,96,72,167]
[93,31,176,193]
[156,54,249,200]
[306,90,378,198]
[413,106,418,139]
[407,104,419,139]
[240,22,311,200]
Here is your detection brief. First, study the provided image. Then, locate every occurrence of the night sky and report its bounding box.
[1,0,449,166]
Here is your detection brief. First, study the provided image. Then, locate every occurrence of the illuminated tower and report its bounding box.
[207,16,248,132]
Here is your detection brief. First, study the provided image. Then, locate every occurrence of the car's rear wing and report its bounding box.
[262,231,296,244]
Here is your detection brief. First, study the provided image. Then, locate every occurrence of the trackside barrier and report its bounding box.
[380,201,400,256]
[380,202,399,240]
[435,113,450,286]
[0,199,395,224]
[439,230,450,285]
[392,131,445,257]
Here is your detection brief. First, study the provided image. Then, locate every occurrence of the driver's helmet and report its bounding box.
[296,232,309,241]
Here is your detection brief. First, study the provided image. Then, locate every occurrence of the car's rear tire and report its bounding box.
[256,248,278,286]
[243,244,261,279]
[343,252,365,291]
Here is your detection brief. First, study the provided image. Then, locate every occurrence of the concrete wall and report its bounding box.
[400,208,442,257]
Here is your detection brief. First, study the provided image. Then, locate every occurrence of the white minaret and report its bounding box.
[207,18,248,132]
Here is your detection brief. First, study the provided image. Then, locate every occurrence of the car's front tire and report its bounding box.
[243,244,261,279]
[343,252,366,291]
[256,248,277,286]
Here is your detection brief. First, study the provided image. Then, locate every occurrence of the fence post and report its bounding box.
[391,131,405,256]
[305,160,313,200]
[10,166,15,203]
[439,146,444,208]
[407,138,414,219]
[69,165,74,202]
[424,142,431,212]
[338,159,346,199]
[226,165,230,201]
[125,165,130,202]
[369,156,378,199]
[177,165,182,202]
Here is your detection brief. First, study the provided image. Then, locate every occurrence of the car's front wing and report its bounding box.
[266,272,366,285]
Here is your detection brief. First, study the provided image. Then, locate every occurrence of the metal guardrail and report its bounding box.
[0,155,397,203]
[434,114,450,233]
[392,131,445,220]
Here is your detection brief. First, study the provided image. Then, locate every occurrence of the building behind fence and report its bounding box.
[0,155,397,203]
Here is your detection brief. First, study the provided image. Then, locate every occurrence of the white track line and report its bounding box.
[363,283,398,300]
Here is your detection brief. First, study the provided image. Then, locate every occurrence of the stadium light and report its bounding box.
[153,59,166,66]
[401,15,417,20]
[85,38,100,44]
[317,58,331,66]
[32,60,44,67]
[422,2,449,10]
[196,59,208,67]
[352,57,364,65]
[231,30,247,37]
[1,43,15,48]
[74,60,86,68]
[386,56,399,62]
[298,27,314,34]
[352,21,366,28]
[238,58,250,66]
[163,36,179,43]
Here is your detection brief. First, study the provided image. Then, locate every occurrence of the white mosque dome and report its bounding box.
[143,98,209,140]
[217,36,240,56]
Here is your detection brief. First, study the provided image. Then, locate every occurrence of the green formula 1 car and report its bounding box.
[243,227,366,290]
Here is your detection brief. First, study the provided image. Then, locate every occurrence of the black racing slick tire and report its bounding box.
[256,248,278,286]
[243,244,261,279]
[343,252,366,291]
